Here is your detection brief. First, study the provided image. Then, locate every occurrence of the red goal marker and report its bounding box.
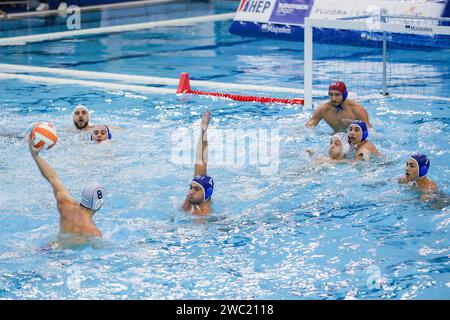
[176,72,304,105]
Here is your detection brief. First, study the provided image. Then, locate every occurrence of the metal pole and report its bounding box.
[381,14,389,96]
[381,33,388,96]
[304,18,313,108]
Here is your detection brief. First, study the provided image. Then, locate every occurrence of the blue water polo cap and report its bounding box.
[410,153,430,177]
[192,175,214,201]
[350,120,368,142]
[90,124,112,141]
[105,125,112,139]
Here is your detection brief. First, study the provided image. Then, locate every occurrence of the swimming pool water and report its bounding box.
[0,1,449,299]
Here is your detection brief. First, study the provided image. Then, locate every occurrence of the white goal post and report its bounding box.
[304,15,450,108]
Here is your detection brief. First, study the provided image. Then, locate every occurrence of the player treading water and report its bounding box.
[28,134,105,237]
[182,110,214,215]
[306,81,373,133]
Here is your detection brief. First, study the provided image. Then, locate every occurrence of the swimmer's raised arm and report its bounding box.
[28,136,71,204]
[182,110,214,214]
[194,110,210,177]
[305,104,324,128]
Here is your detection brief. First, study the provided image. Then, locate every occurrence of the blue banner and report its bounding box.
[270,0,313,25]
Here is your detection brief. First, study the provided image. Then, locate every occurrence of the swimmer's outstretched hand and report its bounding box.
[202,110,211,132]
[28,134,44,157]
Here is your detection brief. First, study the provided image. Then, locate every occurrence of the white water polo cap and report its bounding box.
[80,182,106,212]
[72,104,90,115]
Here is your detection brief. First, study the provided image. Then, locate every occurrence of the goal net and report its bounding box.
[303,14,450,107]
